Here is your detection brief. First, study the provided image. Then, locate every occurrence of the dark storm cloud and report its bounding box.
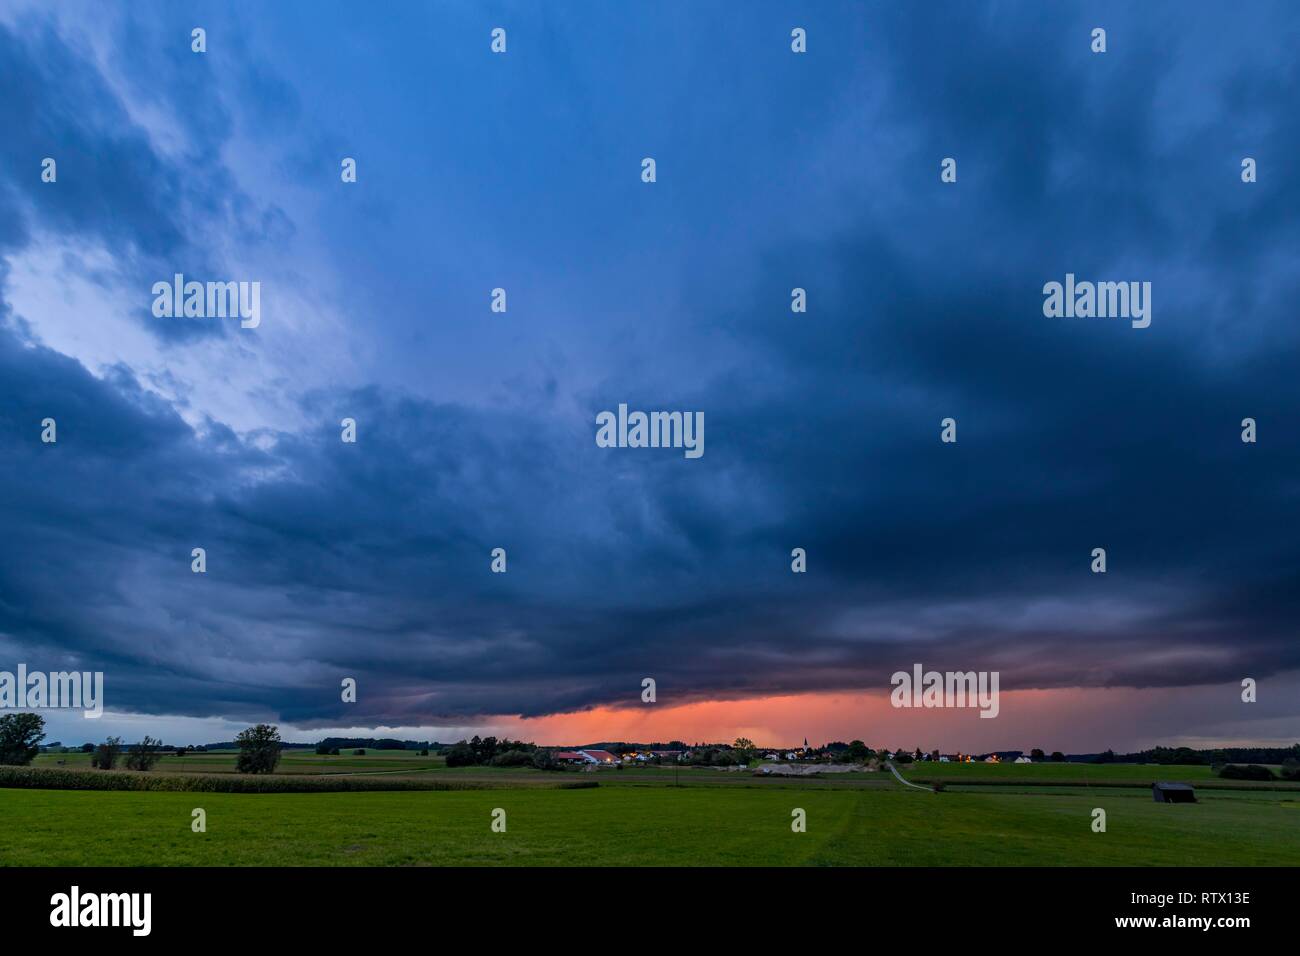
[0,17,293,342]
[1,3,1298,730]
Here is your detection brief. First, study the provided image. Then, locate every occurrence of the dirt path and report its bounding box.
[885,762,936,792]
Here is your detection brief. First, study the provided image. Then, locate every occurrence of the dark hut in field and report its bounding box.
[1152,782,1197,803]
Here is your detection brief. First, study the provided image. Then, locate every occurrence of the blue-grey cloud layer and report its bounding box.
[1,2,1297,732]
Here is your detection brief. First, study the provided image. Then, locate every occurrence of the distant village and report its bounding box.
[549,743,1042,767]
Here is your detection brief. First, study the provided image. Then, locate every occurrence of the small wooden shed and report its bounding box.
[1152,782,1197,803]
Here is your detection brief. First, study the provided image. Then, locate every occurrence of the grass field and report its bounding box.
[2,781,1297,866]
[898,761,1300,790]
[906,761,1221,782]
[7,757,1298,865]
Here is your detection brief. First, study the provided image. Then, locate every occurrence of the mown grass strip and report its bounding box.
[0,766,599,794]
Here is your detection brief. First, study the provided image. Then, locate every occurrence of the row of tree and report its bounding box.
[87,735,165,770]
[41,742,210,755]
[443,735,556,769]
[1218,760,1300,781]
[1122,744,1300,765]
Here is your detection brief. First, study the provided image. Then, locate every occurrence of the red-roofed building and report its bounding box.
[552,749,620,764]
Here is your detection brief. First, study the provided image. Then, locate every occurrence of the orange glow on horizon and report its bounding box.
[493,687,1094,750]
[480,683,1252,752]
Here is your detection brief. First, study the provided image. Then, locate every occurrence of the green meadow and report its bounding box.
[907,760,1222,781]
[3,758,1298,866]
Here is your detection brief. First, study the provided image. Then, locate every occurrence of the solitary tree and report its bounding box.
[1031,748,1046,761]
[444,742,474,767]
[843,739,870,761]
[235,724,282,774]
[532,749,558,771]
[1050,751,1065,762]
[126,735,162,771]
[0,713,45,765]
[92,736,123,770]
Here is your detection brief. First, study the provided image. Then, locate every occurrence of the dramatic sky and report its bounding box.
[2,1,1297,751]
